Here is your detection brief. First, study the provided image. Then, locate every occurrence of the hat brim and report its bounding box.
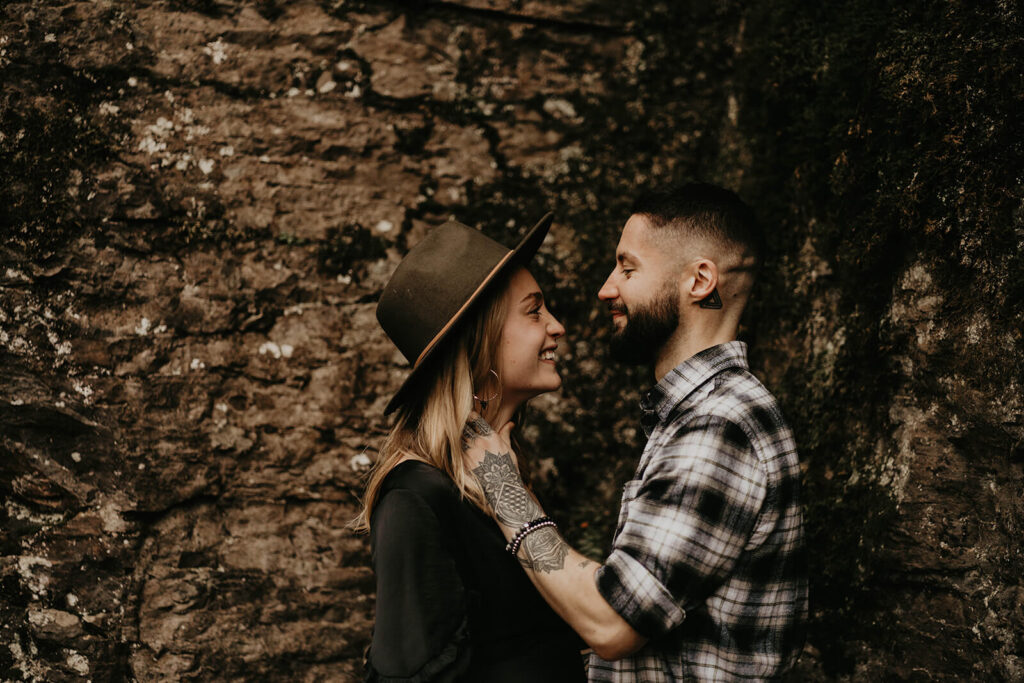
[384,212,554,414]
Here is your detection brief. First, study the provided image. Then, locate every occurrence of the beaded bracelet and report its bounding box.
[505,516,558,556]
[504,518,548,554]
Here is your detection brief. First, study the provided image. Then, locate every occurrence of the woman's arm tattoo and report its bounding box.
[470,450,569,573]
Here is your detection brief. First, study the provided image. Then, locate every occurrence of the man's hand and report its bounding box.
[461,412,569,571]
[461,412,543,533]
[460,412,648,658]
[461,412,516,471]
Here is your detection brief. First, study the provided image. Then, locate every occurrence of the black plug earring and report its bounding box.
[699,289,723,309]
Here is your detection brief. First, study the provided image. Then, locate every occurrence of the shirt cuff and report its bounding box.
[596,549,686,638]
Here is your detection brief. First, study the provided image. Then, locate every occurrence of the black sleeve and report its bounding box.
[366,488,472,682]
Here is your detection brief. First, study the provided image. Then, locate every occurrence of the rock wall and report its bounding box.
[1,1,1020,680]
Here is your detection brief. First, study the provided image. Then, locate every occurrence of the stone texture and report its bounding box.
[1,0,1021,681]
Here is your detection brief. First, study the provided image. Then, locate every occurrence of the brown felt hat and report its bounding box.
[376,213,553,414]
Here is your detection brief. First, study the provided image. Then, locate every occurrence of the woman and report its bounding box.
[358,214,585,681]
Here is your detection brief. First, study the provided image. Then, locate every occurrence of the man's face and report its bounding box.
[597,215,681,365]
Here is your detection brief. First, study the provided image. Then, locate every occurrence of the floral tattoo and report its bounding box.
[469,450,568,573]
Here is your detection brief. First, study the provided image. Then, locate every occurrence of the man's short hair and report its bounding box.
[631,182,764,268]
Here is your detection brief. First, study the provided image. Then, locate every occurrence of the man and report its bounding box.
[462,182,807,681]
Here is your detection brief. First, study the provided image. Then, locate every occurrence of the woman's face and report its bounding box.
[497,267,566,406]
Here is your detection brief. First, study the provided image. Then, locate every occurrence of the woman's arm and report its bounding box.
[368,488,473,679]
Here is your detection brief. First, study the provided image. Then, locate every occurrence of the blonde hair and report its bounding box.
[355,277,512,532]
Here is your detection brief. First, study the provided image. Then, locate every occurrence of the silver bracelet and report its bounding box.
[505,516,557,556]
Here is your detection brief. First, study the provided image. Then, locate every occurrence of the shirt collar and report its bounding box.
[639,341,750,435]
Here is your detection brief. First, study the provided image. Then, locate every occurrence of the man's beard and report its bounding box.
[608,281,680,366]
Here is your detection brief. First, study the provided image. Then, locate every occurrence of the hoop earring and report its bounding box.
[473,369,500,410]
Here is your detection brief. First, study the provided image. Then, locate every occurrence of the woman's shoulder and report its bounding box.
[377,460,460,515]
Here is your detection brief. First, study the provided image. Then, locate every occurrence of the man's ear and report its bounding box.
[690,259,719,302]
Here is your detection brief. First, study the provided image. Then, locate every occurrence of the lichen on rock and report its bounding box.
[1,0,1021,681]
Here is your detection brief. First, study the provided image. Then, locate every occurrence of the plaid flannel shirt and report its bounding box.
[590,342,807,682]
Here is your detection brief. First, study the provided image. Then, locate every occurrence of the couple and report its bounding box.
[358,183,808,682]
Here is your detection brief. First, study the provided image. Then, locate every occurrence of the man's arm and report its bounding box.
[463,422,647,660]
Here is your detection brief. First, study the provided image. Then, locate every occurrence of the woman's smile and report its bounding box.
[498,267,566,405]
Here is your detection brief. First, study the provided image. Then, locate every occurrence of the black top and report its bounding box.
[366,460,585,682]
